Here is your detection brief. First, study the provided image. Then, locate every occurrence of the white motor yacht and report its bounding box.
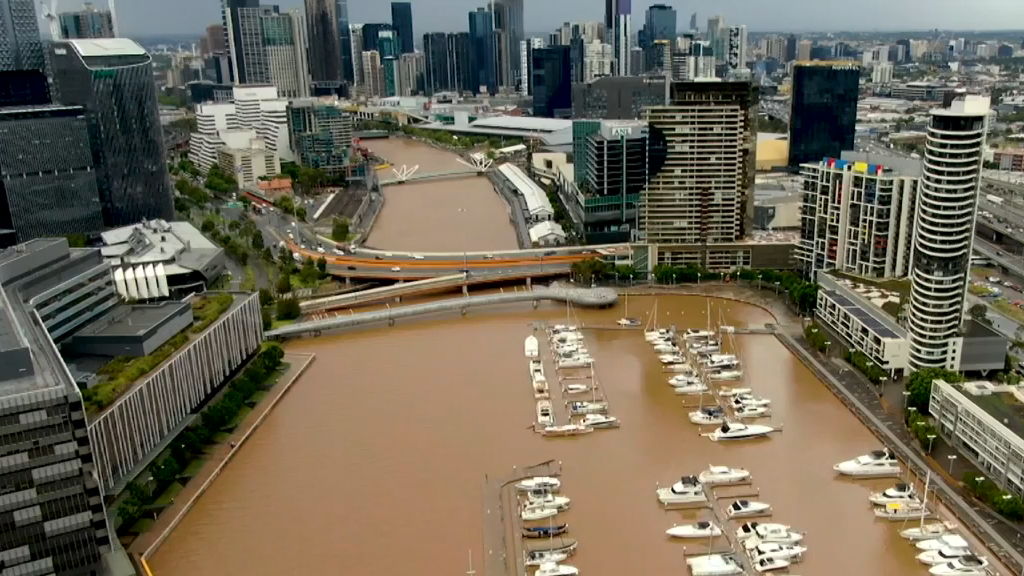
[659,354,685,364]
[568,401,608,415]
[564,383,591,395]
[674,382,710,395]
[557,356,593,369]
[916,535,969,551]
[530,360,545,380]
[657,476,708,507]
[578,414,619,428]
[918,548,974,565]
[686,555,743,576]
[733,404,770,419]
[645,329,672,342]
[684,329,716,340]
[706,421,776,441]
[535,562,579,576]
[689,407,726,425]
[869,482,917,505]
[666,521,722,539]
[833,448,900,477]
[748,542,807,562]
[703,354,740,370]
[709,370,743,381]
[725,499,772,518]
[540,424,594,437]
[735,522,804,544]
[525,335,539,358]
[732,394,771,407]
[698,465,751,486]
[533,376,549,399]
[665,362,697,372]
[753,557,790,573]
[901,521,958,541]
[928,555,988,576]
[524,492,571,510]
[691,343,721,354]
[874,502,931,521]
[718,387,753,397]
[653,343,678,353]
[536,401,554,426]
[669,374,701,385]
[525,551,569,567]
[516,477,561,492]
[521,507,559,521]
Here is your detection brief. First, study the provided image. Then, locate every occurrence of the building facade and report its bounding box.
[288,97,353,173]
[519,37,545,96]
[532,46,572,118]
[0,0,45,71]
[390,1,414,54]
[468,7,496,95]
[336,0,352,83]
[788,61,859,167]
[640,81,757,269]
[261,9,310,98]
[361,50,383,97]
[993,149,1024,172]
[0,105,105,242]
[906,95,990,371]
[583,40,613,83]
[726,25,747,71]
[571,75,666,120]
[49,39,174,227]
[58,4,114,39]
[304,0,342,88]
[579,120,652,243]
[797,153,919,279]
[397,52,424,96]
[604,0,631,75]
[493,0,524,90]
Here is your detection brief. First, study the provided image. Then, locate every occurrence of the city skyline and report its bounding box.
[78,0,1024,38]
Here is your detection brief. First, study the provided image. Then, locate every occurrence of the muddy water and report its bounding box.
[363,139,519,252]
[150,295,936,576]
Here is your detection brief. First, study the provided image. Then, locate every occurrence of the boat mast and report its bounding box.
[466,550,475,576]
[919,470,931,530]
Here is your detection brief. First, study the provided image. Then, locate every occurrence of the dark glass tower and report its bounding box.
[58,7,114,39]
[787,61,860,167]
[337,0,353,83]
[532,46,571,118]
[0,0,44,71]
[422,32,450,95]
[468,7,495,95]
[0,105,104,240]
[221,0,259,83]
[48,39,173,227]
[305,0,342,87]
[361,23,394,53]
[390,2,414,54]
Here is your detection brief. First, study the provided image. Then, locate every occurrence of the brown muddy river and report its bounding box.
[150,295,940,576]
[362,139,519,252]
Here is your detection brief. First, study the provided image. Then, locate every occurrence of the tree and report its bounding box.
[261,306,273,330]
[276,273,291,295]
[906,368,961,414]
[332,217,350,242]
[258,288,275,307]
[66,233,88,248]
[316,256,327,276]
[299,258,321,285]
[295,206,308,221]
[273,195,295,215]
[276,298,301,320]
[201,218,216,233]
[151,456,181,490]
[251,232,264,251]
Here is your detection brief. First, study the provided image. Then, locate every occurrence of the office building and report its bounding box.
[727,25,747,71]
[706,15,724,63]
[519,37,545,95]
[688,12,697,31]
[350,24,364,86]
[0,239,115,576]
[0,105,104,242]
[788,61,859,167]
[797,152,919,279]
[871,62,893,84]
[639,4,675,71]
[785,34,797,61]
[583,40,613,83]
[672,41,715,80]
[384,55,398,96]
[890,82,958,101]
[361,23,394,53]
[906,95,990,371]
[762,35,786,61]
[221,0,257,83]
[390,2,414,54]
[993,149,1024,172]
[997,44,1014,59]
[361,50,384,97]
[605,0,631,75]
[640,81,758,269]
[398,52,424,96]
[189,85,290,175]
[0,69,50,107]
[494,0,524,89]
[305,0,343,88]
[337,0,353,83]
[568,37,585,84]
[100,219,225,294]
[205,23,227,54]
[288,97,353,173]
[572,75,666,119]
[421,32,471,96]
[578,120,653,243]
[49,39,172,227]
[448,32,473,94]
[258,8,310,98]
[378,29,399,58]
[423,32,449,95]
[58,3,114,39]
[797,39,812,61]
[532,46,572,118]
[0,0,44,71]
[468,7,497,94]
[217,136,279,187]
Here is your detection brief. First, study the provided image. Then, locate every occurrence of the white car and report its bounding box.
[988,276,1000,283]
[316,246,325,253]
[333,248,345,255]
[287,232,294,239]
[391,266,402,272]
[484,254,495,259]
[300,244,307,250]
[412,254,425,260]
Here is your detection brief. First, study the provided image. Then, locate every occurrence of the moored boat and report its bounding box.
[540,424,594,437]
[521,506,559,521]
[916,535,969,551]
[524,536,577,555]
[752,556,790,573]
[735,522,803,544]
[535,562,579,576]
[733,404,770,419]
[578,413,619,428]
[717,387,753,397]
[536,400,554,426]
[525,335,539,358]
[686,554,743,576]
[834,448,900,477]
[516,476,560,492]
[698,465,751,486]
[900,521,958,541]
[673,382,710,395]
[725,499,772,518]
[522,524,568,538]
[927,555,988,576]
[709,370,743,381]
[689,406,726,425]
[706,421,776,441]
[525,551,568,567]
[918,547,974,565]
[683,329,716,340]
[656,476,708,507]
[567,401,609,415]
[748,542,807,562]
[524,492,571,510]
[869,482,917,505]
[874,501,931,521]
[666,521,722,539]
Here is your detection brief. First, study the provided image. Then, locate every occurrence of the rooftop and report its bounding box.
[100,219,221,276]
[947,381,1024,446]
[67,38,146,57]
[75,302,190,338]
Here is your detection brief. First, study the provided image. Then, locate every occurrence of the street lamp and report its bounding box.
[902,390,911,412]
[758,274,762,290]
[672,273,676,286]
[927,434,937,453]
[697,272,702,285]
[825,341,831,355]
[774,281,780,295]
[947,454,957,475]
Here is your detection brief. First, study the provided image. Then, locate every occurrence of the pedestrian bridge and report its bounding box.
[377,155,494,185]
[266,284,619,339]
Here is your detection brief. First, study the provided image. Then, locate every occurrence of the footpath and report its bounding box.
[129,352,316,569]
[777,327,1024,575]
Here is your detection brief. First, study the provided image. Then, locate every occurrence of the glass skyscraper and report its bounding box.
[468,7,496,94]
[390,2,414,54]
[532,46,572,118]
[49,39,174,227]
[336,0,353,83]
[58,6,114,39]
[787,61,860,167]
[305,0,342,86]
[0,0,45,71]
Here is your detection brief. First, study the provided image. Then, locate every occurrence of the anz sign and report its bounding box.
[610,127,633,137]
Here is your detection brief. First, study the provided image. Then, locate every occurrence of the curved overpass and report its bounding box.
[267,285,619,339]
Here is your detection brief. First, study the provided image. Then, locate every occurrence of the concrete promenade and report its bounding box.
[133,352,316,571]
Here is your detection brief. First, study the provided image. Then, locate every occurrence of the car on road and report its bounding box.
[988,276,1001,283]
[316,246,325,253]
[391,266,402,272]
[300,244,307,250]
[347,265,356,270]
[375,255,384,260]
[484,254,494,259]
[333,248,345,255]
[412,254,425,260]
[543,251,557,256]
[288,232,294,240]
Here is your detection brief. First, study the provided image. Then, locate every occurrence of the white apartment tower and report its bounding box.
[519,37,545,96]
[906,94,990,371]
[350,24,364,87]
[361,50,384,97]
[583,40,613,82]
[726,25,747,71]
[797,153,919,279]
[188,85,292,174]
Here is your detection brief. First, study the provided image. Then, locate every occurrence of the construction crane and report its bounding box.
[40,0,60,41]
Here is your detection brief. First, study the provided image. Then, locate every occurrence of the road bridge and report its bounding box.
[302,274,467,311]
[266,285,619,339]
[973,238,1024,278]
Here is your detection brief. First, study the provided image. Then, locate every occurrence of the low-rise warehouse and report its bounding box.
[497,163,554,222]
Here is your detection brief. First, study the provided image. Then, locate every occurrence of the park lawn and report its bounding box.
[225,405,253,429]
[153,482,184,507]
[182,457,207,477]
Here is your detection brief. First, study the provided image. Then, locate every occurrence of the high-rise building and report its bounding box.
[336,0,353,83]
[604,0,632,75]
[399,52,424,95]
[569,37,585,83]
[519,37,545,95]
[579,119,655,243]
[0,0,45,71]
[763,35,786,61]
[706,15,725,63]
[797,39,812,61]
[785,34,797,62]
[361,50,383,97]
[797,152,919,279]
[493,0,524,89]
[350,24,363,86]
[305,0,343,88]
[0,68,50,106]
[571,75,666,119]
[233,5,276,84]
[206,23,227,54]
[532,46,571,118]
[383,55,398,96]
[0,105,104,241]
[788,61,859,167]
[447,32,472,94]
[188,85,292,174]
[261,9,310,98]
[222,0,258,83]
[423,32,449,95]
[906,95,990,371]
[688,12,697,31]
[361,23,394,53]
[49,38,173,226]
[871,62,894,84]
[58,3,114,39]
[639,3,675,72]
[377,29,398,58]
[390,2,414,54]
[0,239,116,576]
[640,81,758,269]
[287,97,353,173]
[672,41,715,80]
[583,40,613,83]
[468,7,497,94]
[727,25,747,71]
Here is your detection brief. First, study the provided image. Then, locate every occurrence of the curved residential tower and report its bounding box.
[906,94,990,370]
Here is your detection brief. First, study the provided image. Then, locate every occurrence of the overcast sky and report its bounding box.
[105,0,1024,37]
